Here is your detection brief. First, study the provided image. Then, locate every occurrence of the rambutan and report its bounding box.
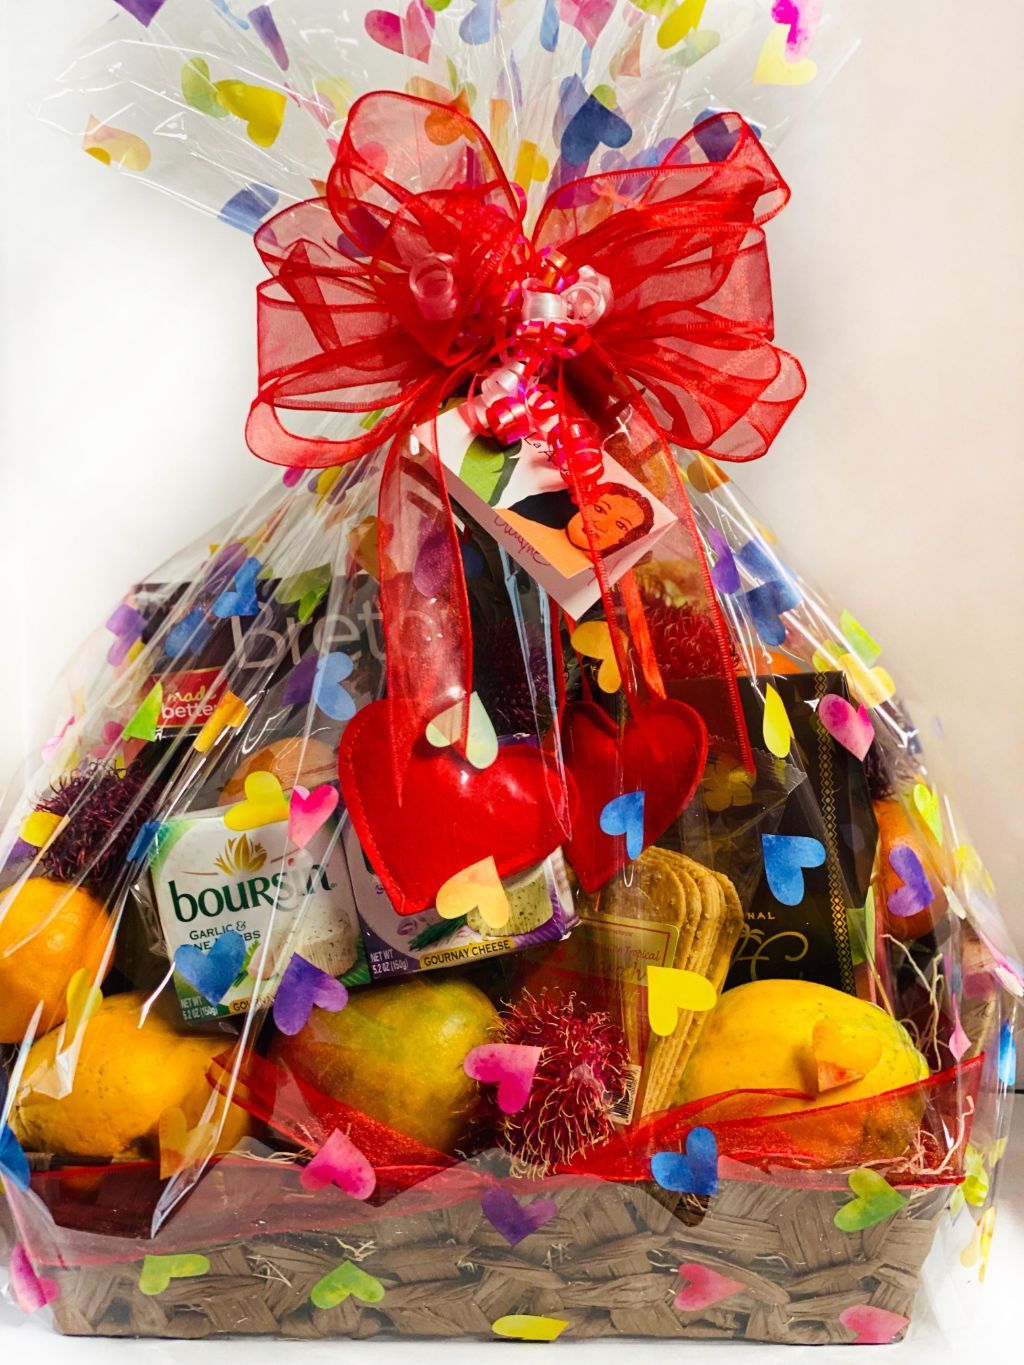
[34,762,158,891]
[497,992,630,1173]
[640,598,736,681]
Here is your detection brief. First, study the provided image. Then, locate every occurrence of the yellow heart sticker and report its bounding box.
[493,1315,569,1342]
[158,1107,215,1180]
[913,783,943,845]
[19,810,64,848]
[223,770,290,832]
[65,969,103,1039]
[838,652,894,710]
[513,140,550,186]
[647,965,717,1037]
[658,0,707,49]
[436,856,510,930]
[214,80,286,148]
[754,25,818,85]
[570,621,624,694]
[314,76,354,125]
[762,683,793,759]
[811,1018,883,1093]
[426,693,498,770]
[193,691,249,755]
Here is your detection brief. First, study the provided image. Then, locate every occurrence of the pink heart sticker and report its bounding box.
[674,1262,744,1312]
[299,1128,376,1200]
[288,783,339,849]
[838,1304,910,1345]
[463,1043,542,1114]
[9,1244,60,1314]
[817,694,874,761]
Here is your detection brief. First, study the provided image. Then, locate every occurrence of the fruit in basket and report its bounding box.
[13,990,251,1160]
[271,975,498,1153]
[0,877,113,1043]
[675,979,928,1112]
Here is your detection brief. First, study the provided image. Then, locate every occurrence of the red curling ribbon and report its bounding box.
[246,92,805,789]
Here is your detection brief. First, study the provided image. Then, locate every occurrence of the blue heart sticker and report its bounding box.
[0,1124,30,1191]
[651,1127,718,1198]
[599,790,645,861]
[218,182,279,234]
[561,94,632,167]
[459,0,497,45]
[736,542,801,645]
[998,1021,1016,1089]
[212,557,261,619]
[165,607,212,659]
[762,834,826,906]
[312,652,356,722]
[540,0,559,51]
[174,930,247,1005]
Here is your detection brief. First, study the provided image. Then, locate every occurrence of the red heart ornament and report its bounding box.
[562,698,707,892]
[338,699,573,913]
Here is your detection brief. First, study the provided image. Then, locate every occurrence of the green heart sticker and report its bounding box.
[138,1253,211,1297]
[834,1169,908,1232]
[310,1260,386,1310]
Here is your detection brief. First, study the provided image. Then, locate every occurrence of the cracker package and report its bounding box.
[0,0,1018,1348]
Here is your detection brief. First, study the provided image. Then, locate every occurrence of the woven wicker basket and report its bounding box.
[44,1175,949,1343]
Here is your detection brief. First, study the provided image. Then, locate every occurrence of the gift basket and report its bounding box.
[1,0,1018,1346]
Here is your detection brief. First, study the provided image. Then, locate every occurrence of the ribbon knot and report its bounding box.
[246,93,804,777]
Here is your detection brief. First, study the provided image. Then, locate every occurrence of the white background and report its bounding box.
[1,0,1022,1360]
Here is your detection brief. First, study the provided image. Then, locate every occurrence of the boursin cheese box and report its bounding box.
[149,806,361,1024]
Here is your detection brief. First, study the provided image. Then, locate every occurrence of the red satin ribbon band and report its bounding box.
[247,92,805,770]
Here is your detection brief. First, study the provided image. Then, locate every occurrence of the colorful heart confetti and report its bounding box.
[834,1169,907,1231]
[192,691,249,754]
[0,1124,30,1191]
[998,1019,1016,1088]
[83,117,152,171]
[754,23,817,85]
[674,1261,743,1311]
[158,1107,215,1180]
[481,1187,559,1246]
[570,620,624,693]
[771,0,823,58]
[311,1259,386,1309]
[64,968,103,1038]
[288,783,339,849]
[212,556,261,618]
[838,1303,909,1345]
[214,80,286,147]
[492,1314,568,1342]
[312,651,357,722]
[762,683,793,758]
[816,694,874,761]
[761,833,825,906]
[224,770,290,831]
[811,1018,882,1093]
[8,1245,59,1314]
[122,682,163,742]
[913,782,943,844]
[273,954,348,1036]
[647,965,717,1037]
[300,1128,375,1199]
[19,810,63,848]
[219,182,280,233]
[464,1043,541,1114]
[138,1254,211,1297]
[436,856,511,930]
[887,845,934,919]
[707,527,740,595]
[105,601,147,666]
[249,3,289,69]
[426,692,498,769]
[173,930,246,1005]
[651,1128,718,1197]
[115,0,166,24]
[599,790,645,860]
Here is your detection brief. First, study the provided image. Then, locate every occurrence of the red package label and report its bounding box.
[149,668,226,730]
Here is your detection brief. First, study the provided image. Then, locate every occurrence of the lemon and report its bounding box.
[0,877,112,1043]
[14,990,251,1160]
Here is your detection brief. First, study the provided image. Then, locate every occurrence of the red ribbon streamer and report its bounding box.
[246,93,804,768]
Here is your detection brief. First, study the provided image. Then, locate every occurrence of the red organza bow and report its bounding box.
[246,93,804,779]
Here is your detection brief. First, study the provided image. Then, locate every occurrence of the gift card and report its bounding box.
[416,408,676,616]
